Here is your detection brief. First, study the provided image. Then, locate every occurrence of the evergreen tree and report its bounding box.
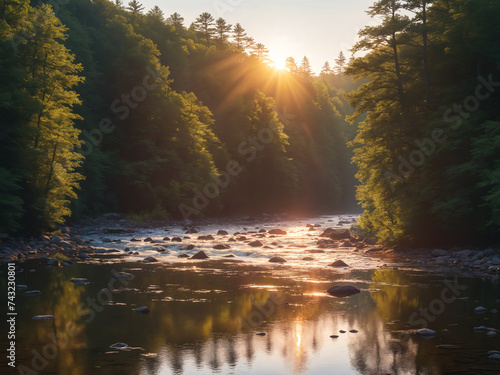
[232,23,247,49]
[215,17,232,41]
[299,56,312,77]
[285,57,298,74]
[321,61,333,75]
[334,51,346,74]
[167,12,184,29]
[126,0,144,14]
[194,12,215,43]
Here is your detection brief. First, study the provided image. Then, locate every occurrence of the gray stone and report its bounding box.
[24,290,41,296]
[417,328,437,336]
[50,235,61,245]
[135,306,150,314]
[432,249,447,257]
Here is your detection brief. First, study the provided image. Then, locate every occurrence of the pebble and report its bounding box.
[24,290,41,296]
[417,328,437,336]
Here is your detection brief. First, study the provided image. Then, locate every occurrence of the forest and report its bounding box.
[1,0,499,248]
[0,0,358,235]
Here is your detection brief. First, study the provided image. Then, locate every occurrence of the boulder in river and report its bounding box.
[185,228,198,234]
[269,256,286,263]
[186,245,195,250]
[321,228,351,240]
[144,256,158,262]
[217,230,228,235]
[198,235,215,241]
[329,260,349,267]
[302,257,315,261]
[269,229,287,235]
[71,278,89,284]
[171,237,182,242]
[327,285,361,297]
[213,244,230,250]
[191,251,209,260]
[432,249,447,257]
[249,240,263,247]
[475,306,488,313]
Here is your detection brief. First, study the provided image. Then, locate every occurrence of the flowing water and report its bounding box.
[2,215,500,375]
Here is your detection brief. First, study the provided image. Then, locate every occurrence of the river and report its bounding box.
[2,214,500,375]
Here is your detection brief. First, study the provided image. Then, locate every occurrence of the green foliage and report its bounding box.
[347,0,500,246]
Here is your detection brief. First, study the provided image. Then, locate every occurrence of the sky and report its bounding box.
[140,0,377,74]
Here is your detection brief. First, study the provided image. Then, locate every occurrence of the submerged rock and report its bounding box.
[24,290,41,296]
[417,328,437,336]
[191,251,209,260]
[217,230,228,235]
[489,353,500,361]
[269,256,286,263]
[329,260,349,267]
[113,272,135,279]
[135,306,150,314]
[186,245,195,250]
[71,278,89,284]
[144,256,158,262]
[302,257,315,261]
[475,306,488,313]
[178,253,190,258]
[255,332,266,336]
[327,285,361,297]
[110,342,128,349]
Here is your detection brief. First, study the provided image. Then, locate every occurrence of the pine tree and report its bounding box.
[334,52,346,74]
[215,17,232,41]
[252,43,269,62]
[299,56,312,77]
[126,0,144,14]
[285,57,298,74]
[167,12,184,29]
[321,61,333,75]
[232,23,247,49]
[147,5,164,21]
[194,12,215,43]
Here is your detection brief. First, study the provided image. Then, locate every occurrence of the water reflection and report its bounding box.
[2,261,500,375]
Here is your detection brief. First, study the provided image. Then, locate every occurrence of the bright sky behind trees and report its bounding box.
[140,0,375,73]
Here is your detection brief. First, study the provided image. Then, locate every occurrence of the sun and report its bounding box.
[268,57,287,71]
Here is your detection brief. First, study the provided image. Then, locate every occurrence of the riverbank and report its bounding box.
[1,213,499,279]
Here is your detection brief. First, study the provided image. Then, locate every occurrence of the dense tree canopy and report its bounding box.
[0,0,356,234]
